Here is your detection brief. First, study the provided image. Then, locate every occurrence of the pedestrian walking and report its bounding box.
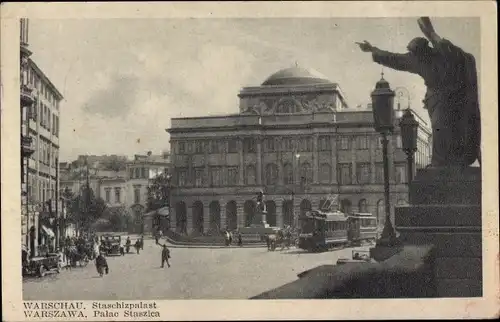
[95,252,109,277]
[134,239,141,254]
[237,232,243,247]
[161,244,171,268]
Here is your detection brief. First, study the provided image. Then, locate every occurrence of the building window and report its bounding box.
[281,138,294,152]
[358,199,368,213]
[195,141,204,154]
[114,187,121,204]
[141,167,147,179]
[395,163,407,184]
[395,135,403,149]
[356,163,371,184]
[300,163,313,185]
[210,167,222,186]
[376,137,383,150]
[339,137,350,150]
[298,137,313,152]
[105,188,111,203]
[135,168,140,179]
[245,165,256,185]
[264,138,276,152]
[283,163,293,185]
[227,167,238,186]
[178,142,185,154]
[357,135,369,150]
[129,168,134,179]
[243,138,256,153]
[228,139,238,153]
[375,163,384,183]
[134,185,141,204]
[318,136,330,151]
[338,163,352,185]
[177,169,187,187]
[194,168,204,187]
[319,163,331,184]
[265,163,278,185]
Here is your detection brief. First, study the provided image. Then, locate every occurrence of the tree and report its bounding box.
[66,185,107,234]
[146,173,172,212]
[105,206,133,232]
[101,155,128,172]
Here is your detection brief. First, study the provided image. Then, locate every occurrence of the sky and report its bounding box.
[27,17,480,162]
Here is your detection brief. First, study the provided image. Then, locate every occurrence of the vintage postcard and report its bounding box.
[1,1,498,321]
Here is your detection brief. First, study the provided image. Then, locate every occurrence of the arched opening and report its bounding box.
[244,200,257,227]
[300,199,312,219]
[225,201,237,231]
[192,201,204,235]
[340,199,352,214]
[283,200,294,227]
[358,199,368,213]
[376,199,385,229]
[175,202,187,235]
[209,201,221,234]
[265,200,277,226]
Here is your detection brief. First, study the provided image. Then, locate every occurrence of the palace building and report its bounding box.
[166,66,431,236]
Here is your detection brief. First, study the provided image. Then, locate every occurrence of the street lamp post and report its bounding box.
[294,152,300,228]
[399,109,419,186]
[370,74,400,249]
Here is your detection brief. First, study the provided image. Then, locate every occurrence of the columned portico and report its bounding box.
[166,65,431,237]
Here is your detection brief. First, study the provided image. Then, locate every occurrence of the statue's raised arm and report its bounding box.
[356,39,421,74]
[358,17,481,167]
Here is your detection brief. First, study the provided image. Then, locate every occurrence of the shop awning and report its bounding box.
[41,225,55,238]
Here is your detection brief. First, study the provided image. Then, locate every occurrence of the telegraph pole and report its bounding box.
[55,157,59,249]
[85,155,91,235]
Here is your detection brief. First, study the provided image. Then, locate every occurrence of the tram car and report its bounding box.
[298,210,378,252]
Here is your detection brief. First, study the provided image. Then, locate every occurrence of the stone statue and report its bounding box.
[357,17,481,167]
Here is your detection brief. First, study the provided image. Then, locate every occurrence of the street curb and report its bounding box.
[165,244,267,249]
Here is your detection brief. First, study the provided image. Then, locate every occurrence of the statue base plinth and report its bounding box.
[396,166,482,297]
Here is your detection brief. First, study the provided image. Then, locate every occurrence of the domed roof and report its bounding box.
[262,66,333,86]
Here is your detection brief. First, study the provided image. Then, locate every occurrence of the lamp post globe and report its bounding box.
[399,108,419,185]
[371,75,396,133]
[400,108,419,153]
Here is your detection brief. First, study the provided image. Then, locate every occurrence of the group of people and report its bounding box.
[94,235,173,277]
[223,230,243,247]
[124,236,143,255]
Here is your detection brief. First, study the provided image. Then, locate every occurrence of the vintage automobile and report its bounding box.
[336,250,372,265]
[100,234,124,256]
[22,252,61,277]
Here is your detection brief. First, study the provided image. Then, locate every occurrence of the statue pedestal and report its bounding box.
[395,167,482,297]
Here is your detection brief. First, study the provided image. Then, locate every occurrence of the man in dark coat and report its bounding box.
[357,17,481,167]
[95,252,108,277]
[161,245,171,268]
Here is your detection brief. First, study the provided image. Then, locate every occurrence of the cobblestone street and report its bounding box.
[23,237,367,300]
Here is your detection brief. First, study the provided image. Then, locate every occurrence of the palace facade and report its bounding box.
[167,66,432,236]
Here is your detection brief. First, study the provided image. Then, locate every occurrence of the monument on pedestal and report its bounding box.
[358,17,482,296]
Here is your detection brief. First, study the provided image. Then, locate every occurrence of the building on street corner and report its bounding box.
[166,65,432,236]
[21,18,64,256]
[59,152,171,234]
